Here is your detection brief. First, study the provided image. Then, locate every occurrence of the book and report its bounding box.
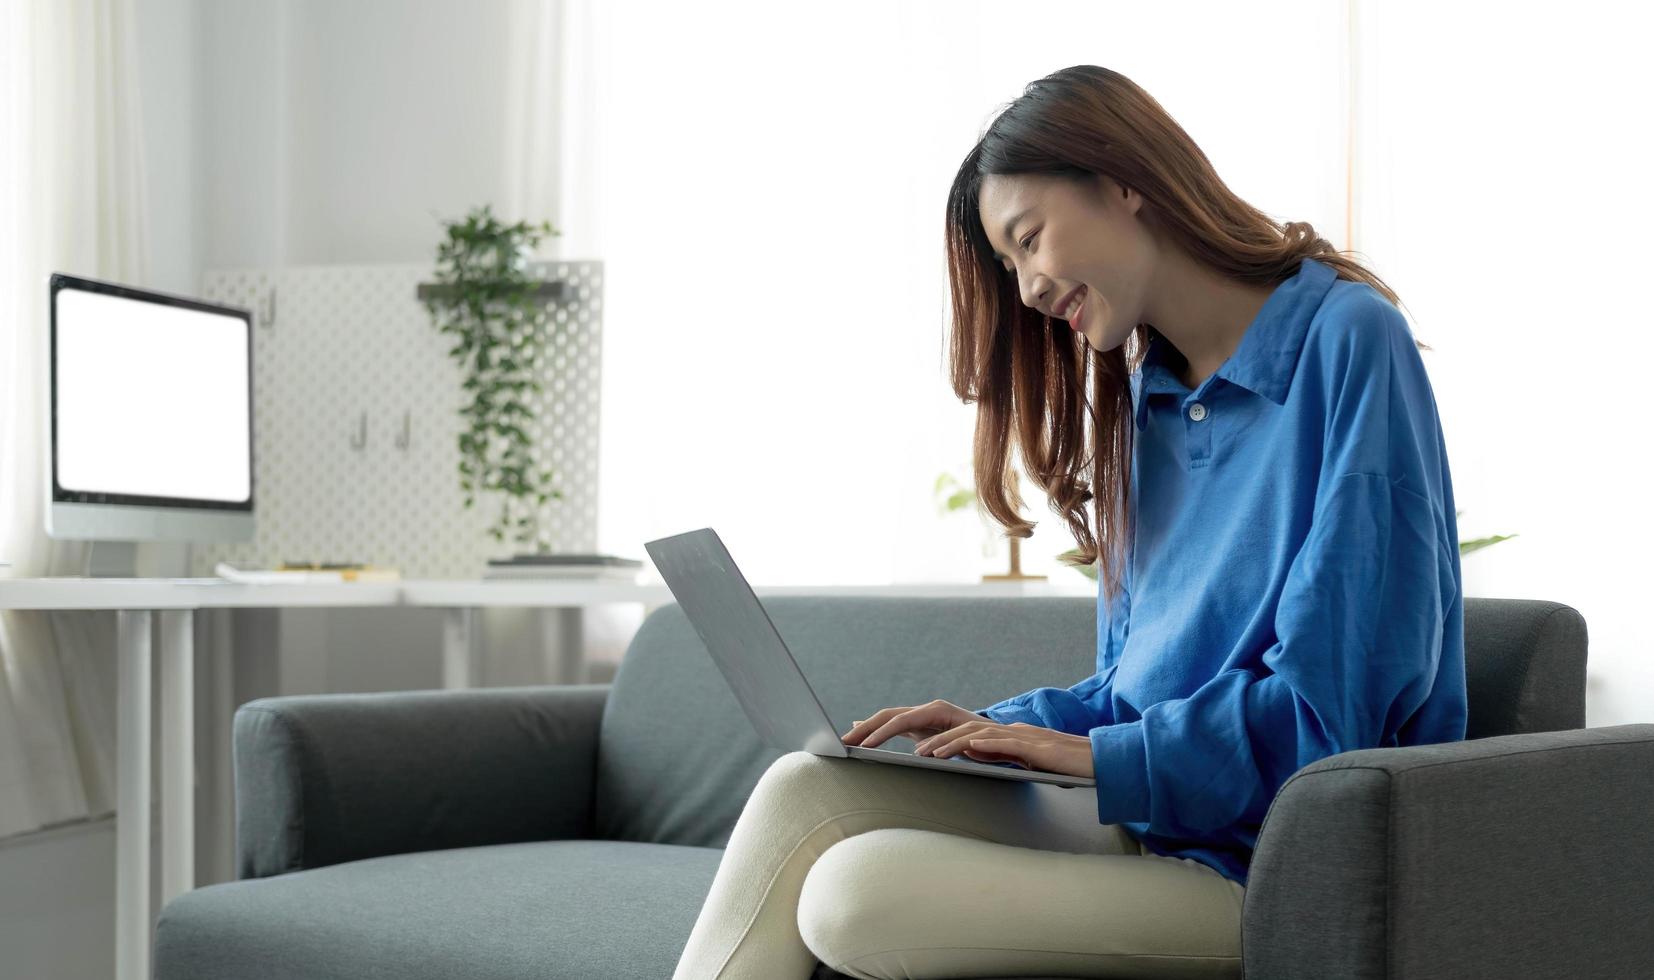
[215,562,402,584]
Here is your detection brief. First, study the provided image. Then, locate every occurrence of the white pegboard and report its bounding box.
[188,261,603,578]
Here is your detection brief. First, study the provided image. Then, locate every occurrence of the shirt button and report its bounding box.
[1189,403,1208,421]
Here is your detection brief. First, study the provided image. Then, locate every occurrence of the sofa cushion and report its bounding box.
[155,840,722,980]
[593,596,1099,848]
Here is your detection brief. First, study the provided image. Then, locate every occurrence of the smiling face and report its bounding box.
[978,172,1159,351]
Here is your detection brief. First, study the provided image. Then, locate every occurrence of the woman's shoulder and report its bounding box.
[1301,276,1419,374]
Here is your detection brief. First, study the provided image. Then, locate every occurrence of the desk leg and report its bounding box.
[442,608,476,689]
[116,610,152,980]
[159,610,194,904]
[539,606,585,685]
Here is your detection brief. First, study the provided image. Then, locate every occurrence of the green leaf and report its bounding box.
[1459,533,1518,556]
[1055,548,1098,581]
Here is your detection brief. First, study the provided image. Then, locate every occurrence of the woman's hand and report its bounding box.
[923,721,1095,778]
[842,700,1096,779]
[841,700,985,750]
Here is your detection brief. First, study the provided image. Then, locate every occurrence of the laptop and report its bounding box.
[643,527,1096,789]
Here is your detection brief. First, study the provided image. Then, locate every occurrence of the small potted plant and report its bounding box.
[934,466,1046,581]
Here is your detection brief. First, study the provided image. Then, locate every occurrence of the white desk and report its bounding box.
[0,575,1091,980]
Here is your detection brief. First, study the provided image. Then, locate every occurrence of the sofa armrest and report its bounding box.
[1243,723,1654,980]
[234,684,610,879]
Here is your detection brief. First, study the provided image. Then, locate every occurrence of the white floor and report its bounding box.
[0,813,126,980]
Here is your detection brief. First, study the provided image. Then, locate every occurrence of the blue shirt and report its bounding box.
[975,256,1467,888]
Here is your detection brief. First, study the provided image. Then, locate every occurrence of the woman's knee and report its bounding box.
[753,750,822,795]
[796,829,932,969]
[749,749,845,806]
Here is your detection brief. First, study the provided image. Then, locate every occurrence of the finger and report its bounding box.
[915,721,985,755]
[840,715,874,743]
[961,737,1030,769]
[932,730,992,760]
[842,708,906,746]
[862,706,931,748]
[841,710,888,742]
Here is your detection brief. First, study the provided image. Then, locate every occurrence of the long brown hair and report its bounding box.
[944,65,1422,616]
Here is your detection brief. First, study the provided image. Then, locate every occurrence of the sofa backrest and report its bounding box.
[592,594,1586,848]
[592,595,1096,847]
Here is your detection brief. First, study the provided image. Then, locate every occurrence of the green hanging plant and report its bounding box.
[424,205,566,552]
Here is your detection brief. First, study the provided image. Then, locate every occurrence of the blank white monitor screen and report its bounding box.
[53,283,252,504]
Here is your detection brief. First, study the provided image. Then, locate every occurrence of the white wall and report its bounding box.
[283,1,521,263]
[134,0,197,296]
[188,0,536,274]
[195,0,287,272]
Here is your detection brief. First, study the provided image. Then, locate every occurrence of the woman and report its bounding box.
[672,64,1466,980]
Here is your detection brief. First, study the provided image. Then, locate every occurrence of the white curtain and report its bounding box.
[0,0,151,840]
[502,0,604,260]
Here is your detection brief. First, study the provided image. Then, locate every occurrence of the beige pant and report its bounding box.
[671,751,1247,980]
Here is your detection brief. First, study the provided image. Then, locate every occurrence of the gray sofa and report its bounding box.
[153,595,1654,979]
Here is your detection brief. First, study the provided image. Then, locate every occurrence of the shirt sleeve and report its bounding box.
[973,666,1119,735]
[973,563,1133,735]
[1089,299,1456,835]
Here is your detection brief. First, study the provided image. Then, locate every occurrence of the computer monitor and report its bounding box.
[46,273,255,571]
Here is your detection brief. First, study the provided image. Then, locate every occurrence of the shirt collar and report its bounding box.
[1131,256,1338,431]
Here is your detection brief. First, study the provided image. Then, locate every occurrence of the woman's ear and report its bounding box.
[1096,173,1145,218]
[1117,181,1144,218]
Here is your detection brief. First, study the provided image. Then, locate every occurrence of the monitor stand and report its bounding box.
[82,540,193,578]
[86,541,139,578]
